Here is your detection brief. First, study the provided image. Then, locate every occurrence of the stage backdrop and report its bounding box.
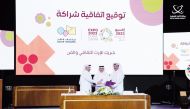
[16,0,163,75]
[164,33,190,70]
[0,30,14,70]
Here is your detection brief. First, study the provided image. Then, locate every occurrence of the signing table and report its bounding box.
[60,92,150,109]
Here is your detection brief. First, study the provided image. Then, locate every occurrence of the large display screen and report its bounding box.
[164,33,190,70]
[16,0,163,75]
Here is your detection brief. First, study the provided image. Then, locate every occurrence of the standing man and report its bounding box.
[110,63,125,94]
[79,65,95,93]
[93,66,110,90]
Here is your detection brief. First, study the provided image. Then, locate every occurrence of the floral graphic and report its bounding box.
[92,86,119,95]
[35,13,51,27]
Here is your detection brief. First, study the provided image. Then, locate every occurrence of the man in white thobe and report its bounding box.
[110,63,125,94]
[93,66,110,90]
[79,65,95,93]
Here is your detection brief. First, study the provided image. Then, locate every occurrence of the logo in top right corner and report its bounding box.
[170,5,186,20]
[172,5,184,14]
[185,65,190,80]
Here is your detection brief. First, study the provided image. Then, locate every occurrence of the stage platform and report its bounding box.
[60,92,150,109]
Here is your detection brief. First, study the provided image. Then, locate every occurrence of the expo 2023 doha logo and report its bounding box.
[185,65,190,80]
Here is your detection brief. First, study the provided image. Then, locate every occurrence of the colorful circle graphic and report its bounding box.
[28,54,38,64]
[0,30,14,47]
[35,13,46,24]
[142,0,163,13]
[57,27,65,35]
[46,21,51,27]
[18,54,27,64]
[23,63,33,73]
[130,0,163,26]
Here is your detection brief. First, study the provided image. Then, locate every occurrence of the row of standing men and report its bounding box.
[79,63,125,94]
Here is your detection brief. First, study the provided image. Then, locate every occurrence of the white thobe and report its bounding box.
[93,72,110,90]
[79,71,94,93]
[110,72,124,94]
